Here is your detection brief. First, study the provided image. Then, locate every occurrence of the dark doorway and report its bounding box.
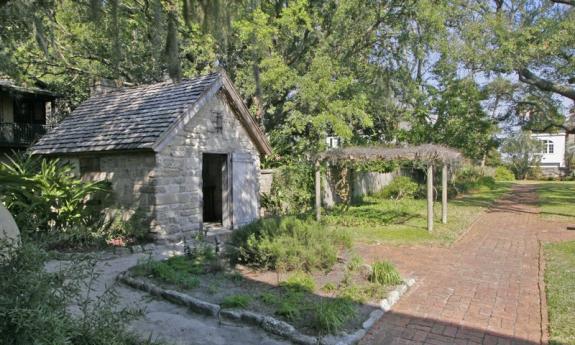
[202,153,227,224]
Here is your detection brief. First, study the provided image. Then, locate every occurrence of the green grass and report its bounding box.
[221,294,252,309]
[369,261,402,286]
[324,182,511,246]
[132,246,220,290]
[310,298,357,335]
[536,182,575,222]
[544,241,575,345]
[280,271,316,293]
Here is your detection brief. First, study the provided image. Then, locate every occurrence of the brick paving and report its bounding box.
[359,184,575,345]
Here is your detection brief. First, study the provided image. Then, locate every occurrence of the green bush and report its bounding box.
[376,176,419,200]
[369,261,402,286]
[453,166,496,194]
[494,166,515,181]
[0,152,111,246]
[261,164,314,215]
[227,216,351,272]
[0,241,155,345]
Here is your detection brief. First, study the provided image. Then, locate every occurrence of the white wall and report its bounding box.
[532,133,566,167]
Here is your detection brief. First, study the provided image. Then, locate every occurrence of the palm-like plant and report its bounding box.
[0,152,110,236]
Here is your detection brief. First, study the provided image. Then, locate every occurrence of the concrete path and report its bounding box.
[47,248,290,345]
[359,184,575,345]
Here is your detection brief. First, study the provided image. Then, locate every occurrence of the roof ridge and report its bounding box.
[89,72,222,98]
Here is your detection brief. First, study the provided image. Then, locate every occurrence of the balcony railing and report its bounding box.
[0,122,51,147]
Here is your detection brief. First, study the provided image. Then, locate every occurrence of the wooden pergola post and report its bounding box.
[315,160,321,221]
[427,164,433,232]
[442,164,448,224]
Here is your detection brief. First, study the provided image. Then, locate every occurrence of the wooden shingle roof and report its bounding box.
[31,71,272,155]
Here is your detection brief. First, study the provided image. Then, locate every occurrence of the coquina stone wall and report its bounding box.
[63,152,157,226]
[153,91,260,242]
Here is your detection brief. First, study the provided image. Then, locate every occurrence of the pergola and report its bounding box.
[315,144,463,231]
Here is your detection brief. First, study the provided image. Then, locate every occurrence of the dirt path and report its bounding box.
[359,184,575,345]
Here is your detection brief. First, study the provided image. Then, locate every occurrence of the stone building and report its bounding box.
[30,71,272,242]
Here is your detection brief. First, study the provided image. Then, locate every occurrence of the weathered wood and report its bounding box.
[315,161,321,221]
[442,164,448,224]
[427,164,433,232]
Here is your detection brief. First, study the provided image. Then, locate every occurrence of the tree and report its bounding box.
[501,131,543,179]
[451,0,575,131]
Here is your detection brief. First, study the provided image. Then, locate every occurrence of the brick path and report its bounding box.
[359,184,575,345]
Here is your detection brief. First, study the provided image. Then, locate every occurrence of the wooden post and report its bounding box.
[442,164,448,224]
[315,161,321,221]
[427,164,433,232]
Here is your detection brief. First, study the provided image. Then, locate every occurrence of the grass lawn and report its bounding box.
[536,182,575,222]
[324,182,511,246]
[544,241,575,345]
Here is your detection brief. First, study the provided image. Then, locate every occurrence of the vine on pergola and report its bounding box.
[315,144,463,231]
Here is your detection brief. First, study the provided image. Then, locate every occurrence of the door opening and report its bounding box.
[202,153,227,226]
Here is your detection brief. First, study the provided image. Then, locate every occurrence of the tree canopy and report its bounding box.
[1,0,573,162]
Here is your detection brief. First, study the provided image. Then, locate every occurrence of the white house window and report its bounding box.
[326,136,341,149]
[541,140,554,154]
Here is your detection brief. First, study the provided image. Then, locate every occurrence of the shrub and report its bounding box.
[262,164,314,215]
[227,216,351,272]
[221,294,251,309]
[0,241,154,344]
[280,272,316,293]
[0,152,111,246]
[453,166,496,194]
[103,207,152,243]
[494,166,515,181]
[376,176,419,200]
[369,261,402,286]
[310,298,356,334]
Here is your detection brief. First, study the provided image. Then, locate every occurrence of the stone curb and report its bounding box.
[118,272,416,345]
[378,278,415,312]
[118,273,220,316]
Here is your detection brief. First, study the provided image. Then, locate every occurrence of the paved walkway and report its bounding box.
[360,184,575,345]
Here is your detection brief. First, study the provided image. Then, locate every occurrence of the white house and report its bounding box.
[531,132,567,176]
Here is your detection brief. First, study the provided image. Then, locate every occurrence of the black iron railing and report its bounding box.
[0,122,51,146]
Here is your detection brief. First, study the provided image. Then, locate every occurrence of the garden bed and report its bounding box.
[123,244,411,342]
